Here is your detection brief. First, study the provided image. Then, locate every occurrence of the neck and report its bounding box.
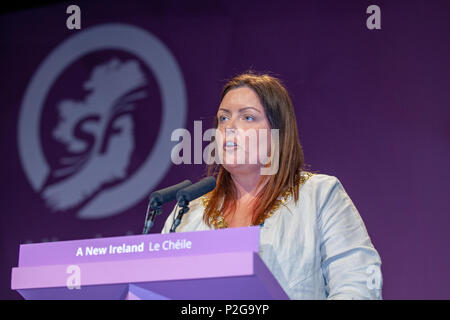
[229,167,267,199]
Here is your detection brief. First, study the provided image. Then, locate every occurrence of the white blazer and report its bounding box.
[162,172,383,299]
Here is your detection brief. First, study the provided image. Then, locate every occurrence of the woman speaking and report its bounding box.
[162,72,382,300]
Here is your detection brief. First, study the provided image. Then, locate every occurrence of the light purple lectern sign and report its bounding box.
[17,226,260,266]
[11,227,289,300]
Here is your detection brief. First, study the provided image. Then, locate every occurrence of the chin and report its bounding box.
[222,163,262,175]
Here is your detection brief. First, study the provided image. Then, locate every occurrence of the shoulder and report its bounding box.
[299,171,342,197]
[302,171,340,187]
[300,172,363,225]
[291,171,348,213]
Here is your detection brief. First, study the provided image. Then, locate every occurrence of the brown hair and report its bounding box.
[203,71,305,226]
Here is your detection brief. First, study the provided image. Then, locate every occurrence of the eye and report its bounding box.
[243,115,255,121]
[218,114,228,122]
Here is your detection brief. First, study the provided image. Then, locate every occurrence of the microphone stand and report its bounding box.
[142,200,161,234]
[170,199,190,233]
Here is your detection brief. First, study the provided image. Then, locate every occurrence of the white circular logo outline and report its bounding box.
[18,23,186,219]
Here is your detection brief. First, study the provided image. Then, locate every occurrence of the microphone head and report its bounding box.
[150,180,192,206]
[176,176,216,204]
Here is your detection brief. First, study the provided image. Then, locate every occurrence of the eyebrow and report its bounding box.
[218,107,261,114]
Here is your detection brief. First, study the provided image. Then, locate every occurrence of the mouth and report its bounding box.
[223,140,238,149]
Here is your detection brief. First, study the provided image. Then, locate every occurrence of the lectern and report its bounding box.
[11,227,289,300]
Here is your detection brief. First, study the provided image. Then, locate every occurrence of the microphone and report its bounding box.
[143,179,192,234]
[150,180,192,207]
[176,176,216,206]
[170,176,216,232]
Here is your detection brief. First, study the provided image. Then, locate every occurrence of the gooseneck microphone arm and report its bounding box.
[169,199,189,233]
[142,199,162,235]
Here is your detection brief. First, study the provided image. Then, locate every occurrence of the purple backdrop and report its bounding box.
[0,0,449,299]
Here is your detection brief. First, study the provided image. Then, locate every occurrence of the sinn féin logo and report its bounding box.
[18,24,186,219]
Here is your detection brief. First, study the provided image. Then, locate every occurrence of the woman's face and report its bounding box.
[216,87,272,172]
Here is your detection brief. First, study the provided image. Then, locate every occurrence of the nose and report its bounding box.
[224,116,237,131]
[224,125,237,137]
